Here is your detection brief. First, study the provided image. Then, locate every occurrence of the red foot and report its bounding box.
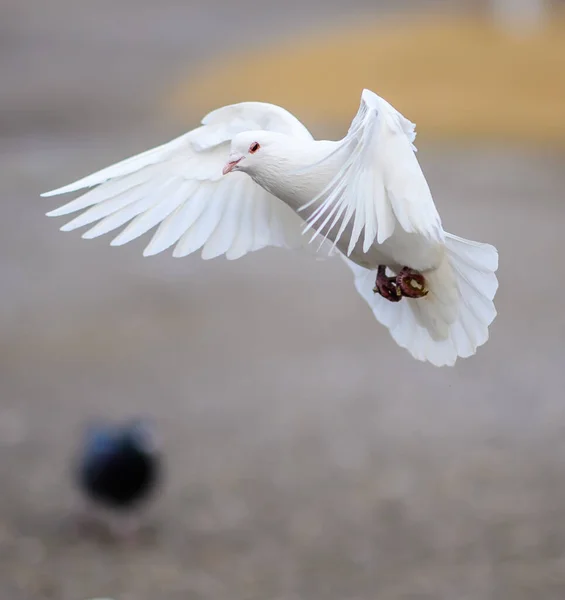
[396,267,428,299]
[373,266,428,302]
[373,265,401,302]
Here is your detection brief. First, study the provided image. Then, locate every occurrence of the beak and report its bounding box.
[222,155,243,175]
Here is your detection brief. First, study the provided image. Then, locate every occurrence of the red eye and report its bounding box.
[249,142,260,154]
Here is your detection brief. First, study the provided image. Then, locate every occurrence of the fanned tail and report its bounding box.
[344,232,499,366]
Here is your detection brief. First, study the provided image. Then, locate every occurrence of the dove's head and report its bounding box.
[223,131,291,178]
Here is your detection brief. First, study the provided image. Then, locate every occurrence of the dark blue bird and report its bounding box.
[76,418,162,526]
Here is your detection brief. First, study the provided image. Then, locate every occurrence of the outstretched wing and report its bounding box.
[42,102,314,260]
[302,89,445,255]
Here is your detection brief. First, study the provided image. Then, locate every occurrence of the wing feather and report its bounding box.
[82,187,169,239]
[173,183,229,258]
[111,180,196,247]
[143,183,210,257]
[59,181,152,232]
[201,181,243,260]
[226,185,257,260]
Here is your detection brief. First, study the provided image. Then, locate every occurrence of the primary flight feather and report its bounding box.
[42,89,498,366]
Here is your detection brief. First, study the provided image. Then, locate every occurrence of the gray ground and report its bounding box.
[1,1,565,599]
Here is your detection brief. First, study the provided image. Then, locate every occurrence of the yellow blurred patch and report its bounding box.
[166,13,565,145]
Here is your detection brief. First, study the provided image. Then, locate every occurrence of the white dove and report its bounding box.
[42,89,498,367]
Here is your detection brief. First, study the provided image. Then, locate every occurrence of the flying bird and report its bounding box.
[76,418,162,533]
[42,89,498,366]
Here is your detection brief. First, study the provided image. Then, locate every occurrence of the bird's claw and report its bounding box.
[373,266,402,302]
[373,266,428,302]
[396,267,428,299]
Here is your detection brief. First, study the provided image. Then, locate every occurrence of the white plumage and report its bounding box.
[43,102,313,260]
[42,89,498,366]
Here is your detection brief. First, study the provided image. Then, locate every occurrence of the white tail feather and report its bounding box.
[344,232,498,366]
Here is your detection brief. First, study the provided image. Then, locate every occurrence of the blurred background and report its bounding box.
[1,0,565,599]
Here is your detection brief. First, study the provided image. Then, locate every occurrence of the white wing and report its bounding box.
[42,102,314,260]
[302,89,445,256]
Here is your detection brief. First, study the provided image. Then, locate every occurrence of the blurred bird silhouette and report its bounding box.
[75,417,162,537]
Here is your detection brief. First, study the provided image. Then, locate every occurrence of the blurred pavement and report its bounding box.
[1,1,565,599]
